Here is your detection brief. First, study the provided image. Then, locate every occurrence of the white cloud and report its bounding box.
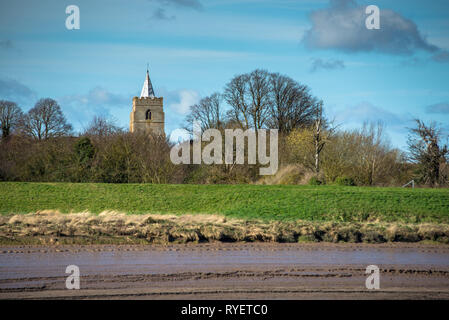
[168,89,200,115]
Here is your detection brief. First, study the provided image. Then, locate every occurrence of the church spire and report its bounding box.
[140,66,155,98]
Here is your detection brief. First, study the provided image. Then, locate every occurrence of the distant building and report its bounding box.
[129,68,165,135]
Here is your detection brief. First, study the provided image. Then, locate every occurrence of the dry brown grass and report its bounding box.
[256,165,314,185]
[1,210,448,245]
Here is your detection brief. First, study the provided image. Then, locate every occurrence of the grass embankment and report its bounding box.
[0,182,448,244]
[1,182,448,223]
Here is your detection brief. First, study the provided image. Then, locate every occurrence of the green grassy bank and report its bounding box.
[0,182,448,223]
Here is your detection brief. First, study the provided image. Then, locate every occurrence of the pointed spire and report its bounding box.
[140,66,155,98]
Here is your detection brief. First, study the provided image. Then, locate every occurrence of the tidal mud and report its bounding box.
[1,243,449,299]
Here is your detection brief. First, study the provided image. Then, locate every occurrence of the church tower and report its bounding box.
[130,68,165,135]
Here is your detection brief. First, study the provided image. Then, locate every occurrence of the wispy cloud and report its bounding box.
[150,0,203,10]
[334,101,410,131]
[157,87,200,136]
[310,58,345,72]
[59,87,132,131]
[431,51,449,63]
[426,102,449,114]
[149,0,203,20]
[166,89,199,115]
[152,8,176,20]
[61,87,130,108]
[0,40,13,49]
[0,78,36,106]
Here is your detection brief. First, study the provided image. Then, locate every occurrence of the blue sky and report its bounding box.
[1,0,448,149]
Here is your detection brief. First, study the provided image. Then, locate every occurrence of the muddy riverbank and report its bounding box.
[1,243,449,299]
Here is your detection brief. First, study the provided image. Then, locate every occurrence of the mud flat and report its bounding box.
[1,243,449,299]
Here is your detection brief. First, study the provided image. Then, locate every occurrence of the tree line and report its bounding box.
[183,69,448,186]
[1,69,448,186]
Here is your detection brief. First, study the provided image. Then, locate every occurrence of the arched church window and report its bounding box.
[145,110,152,120]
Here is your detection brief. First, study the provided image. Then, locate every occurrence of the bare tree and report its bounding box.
[225,70,320,133]
[224,69,271,130]
[224,73,251,129]
[408,119,448,186]
[357,122,391,185]
[313,101,335,174]
[247,69,271,130]
[268,73,318,133]
[83,115,122,137]
[20,98,72,140]
[318,125,406,186]
[185,93,224,132]
[0,100,23,139]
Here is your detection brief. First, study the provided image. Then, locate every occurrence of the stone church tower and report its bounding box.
[129,69,164,135]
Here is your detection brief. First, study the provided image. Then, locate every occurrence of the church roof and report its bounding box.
[140,69,155,98]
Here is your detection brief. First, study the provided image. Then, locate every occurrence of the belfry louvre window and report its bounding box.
[145,110,152,120]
